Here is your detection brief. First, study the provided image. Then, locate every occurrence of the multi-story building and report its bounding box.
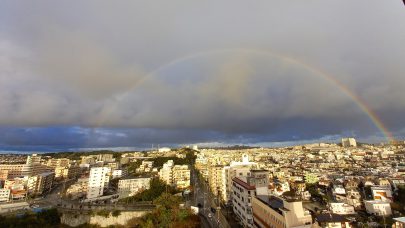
[0,188,10,202]
[118,177,151,198]
[54,165,81,179]
[252,195,312,228]
[232,170,269,227]
[46,158,70,168]
[364,200,392,216]
[329,202,356,215]
[0,170,9,180]
[232,177,257,227]
[158,160,174,185]
[223,154,258,203]
[158,161,190,189]
[96,154,115,163]
[313,213,351,228]
[87,167,110,199]
[0,164,29,179]
[27,172,55,195]
[341,138,357,147]
[66,177,88,200]
[371,186,393,202]
[172,165,190,189]
[136,161,154,173]
[393,217,405,228]
[209,165,224,197]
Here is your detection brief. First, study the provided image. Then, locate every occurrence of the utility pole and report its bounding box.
[216,190,221,227]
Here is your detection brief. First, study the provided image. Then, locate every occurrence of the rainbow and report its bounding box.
[95,48,393,142]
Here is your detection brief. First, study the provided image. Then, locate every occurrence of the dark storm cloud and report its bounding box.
[0,0,405,148]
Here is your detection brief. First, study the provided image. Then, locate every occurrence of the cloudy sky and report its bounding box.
[1,1,405,151]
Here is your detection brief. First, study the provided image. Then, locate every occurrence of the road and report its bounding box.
[191,167,231,228]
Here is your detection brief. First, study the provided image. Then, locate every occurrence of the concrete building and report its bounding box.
[209,165,224,197]
[158,161,190,189]
[96,154,115,163]
[27,172,54,195]
[342,138,357,147]
[136,161,154,173]
[252,195,312,228]
[329,202,355,215]
[0,170,9,180]
[223,154,258,203]
[87,167,110,199]
[172,165,190,189]
[232,177,256,227]
[364,200,392,216]
[0,164,29,179]
[118,177,151,198]
[158,147,171,153]
[313,213,351,228]
[46,158,70,168]
[26,154,42,166]
[371,186,393,202]
[66,177,88,200]
[158,160,174,185]
[393,217,405,228]
[232,170,269,227]
[54,165,81,180]
[0,188,10,202]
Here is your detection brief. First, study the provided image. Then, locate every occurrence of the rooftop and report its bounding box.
[233,177,255,190]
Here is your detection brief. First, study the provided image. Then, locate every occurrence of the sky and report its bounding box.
[1,1,405,152]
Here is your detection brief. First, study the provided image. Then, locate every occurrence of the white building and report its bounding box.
[223,154,258,203]
[232,177,256,227]
[252,195,312,228]
[87,167,110,199]
[329,202,356,215]
[172,165,190,189]
[118,177,151,198]
[158,147,171,153]
[0,189,10,202]
[159,160,174,185]
[112,169,125,179]
[333,185,346,195]
[364,200,392,216]
[342,138,357,147]
[371,186,393,202]
[232,170,269,228]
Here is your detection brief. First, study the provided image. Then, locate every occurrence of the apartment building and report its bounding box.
[118,177,151,198]
[252,195,312,228]
[159,160,174,185]
[371,186,393,202]
[46,158,70,168]
[232,170,269,227]
[223,154,258,203]
[136,161,154,173]
[27,172,55,195]
[172,165,190,189]
[329,202,355,215]
[232,177,257,227]
[66,177,88,200]
[313,213,351,228]
[209,165,224,197]
[0,188,10,202]
[87,167,110,199]
[364,200,392,216]
[341,138,357,147]
[54,165,81,179]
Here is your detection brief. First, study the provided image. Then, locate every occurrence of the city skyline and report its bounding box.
[1,1,405,151]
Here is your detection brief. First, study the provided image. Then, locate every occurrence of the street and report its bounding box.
[191,167,232,228]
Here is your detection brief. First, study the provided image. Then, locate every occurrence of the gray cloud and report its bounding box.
[0,0,405,146]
